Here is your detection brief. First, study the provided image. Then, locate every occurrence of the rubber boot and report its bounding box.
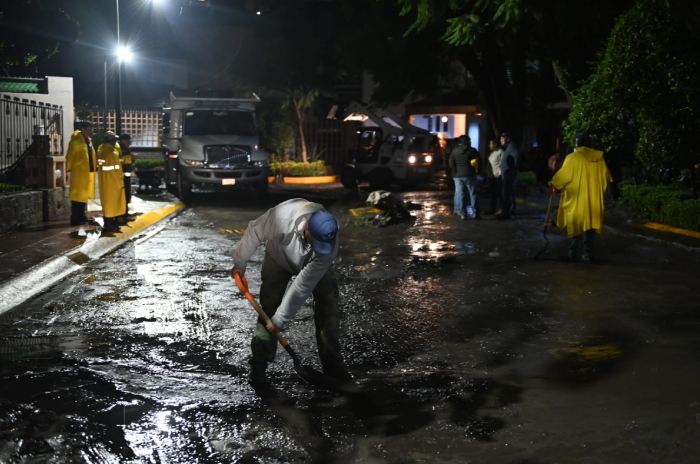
[248,359,270,390]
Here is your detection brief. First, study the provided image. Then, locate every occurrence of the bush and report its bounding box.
[0,182,25,193]
[516,170,537,186]
[134,159,164,170]
[269,160,326,177]
[618,182,700,231]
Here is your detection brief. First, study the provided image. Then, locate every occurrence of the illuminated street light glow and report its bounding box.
[116,45,134,63]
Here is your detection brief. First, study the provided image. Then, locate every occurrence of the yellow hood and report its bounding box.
[577,146,605,163]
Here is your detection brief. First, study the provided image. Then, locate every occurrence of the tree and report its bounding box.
[563,0,700,181]
[0,0,78,76]
[232,2,338,163]
[284,87,319,163]
[393,0,632,141]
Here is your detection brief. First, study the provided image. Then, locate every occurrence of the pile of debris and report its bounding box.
[357,190,415,227]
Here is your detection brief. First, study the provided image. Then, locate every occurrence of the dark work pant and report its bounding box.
[70,201,87,226]
[124,175,132,205]
[501,171,516,217]
[252,254,346,376]
[569,229,597,260]
[488,177,502,212]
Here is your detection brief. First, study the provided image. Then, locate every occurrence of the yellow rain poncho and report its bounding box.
[65,131,96,203]
[551,146,612,237]
[97,143,126,218]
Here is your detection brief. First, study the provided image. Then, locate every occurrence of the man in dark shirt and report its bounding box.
[449,135,480,219]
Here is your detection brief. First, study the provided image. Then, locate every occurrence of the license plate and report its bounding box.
[222,178,236,185]
[414,167,428,174]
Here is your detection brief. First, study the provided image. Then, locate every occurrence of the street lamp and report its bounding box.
[114,0,124,135]
[116,45,134,63]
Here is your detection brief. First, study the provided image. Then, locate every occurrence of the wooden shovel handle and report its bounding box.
[233,271,286,342]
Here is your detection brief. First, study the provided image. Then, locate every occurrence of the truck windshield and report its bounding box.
[184,110,256,136]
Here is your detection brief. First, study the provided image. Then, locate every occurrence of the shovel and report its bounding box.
[534,188,557,260]
[232,271,348,391]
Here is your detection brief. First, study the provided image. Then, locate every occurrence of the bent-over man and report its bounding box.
[231,198,351,388]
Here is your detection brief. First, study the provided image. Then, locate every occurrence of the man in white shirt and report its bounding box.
[231,198,351,388]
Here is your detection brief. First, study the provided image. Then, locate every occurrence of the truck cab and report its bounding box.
[340,103,437,190]
[162,92,269,201]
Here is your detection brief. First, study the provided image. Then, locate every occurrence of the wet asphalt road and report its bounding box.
[1,186,700,463]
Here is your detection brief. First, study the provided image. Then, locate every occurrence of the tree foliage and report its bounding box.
[0,0,78,76]
[394,0,631,142]
[563,0,700,181]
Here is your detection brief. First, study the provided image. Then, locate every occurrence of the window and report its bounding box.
[184,110,256,136]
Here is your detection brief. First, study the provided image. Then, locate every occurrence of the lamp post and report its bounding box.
[115,0,123,136]
[103,58,108,134]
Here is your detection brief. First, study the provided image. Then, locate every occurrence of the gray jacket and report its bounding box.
[233,198,338,329]
[500,142,520,173]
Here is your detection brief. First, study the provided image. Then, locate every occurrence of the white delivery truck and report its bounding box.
[162,92,269,201]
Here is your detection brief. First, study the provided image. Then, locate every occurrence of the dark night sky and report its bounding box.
[31,0,300,106]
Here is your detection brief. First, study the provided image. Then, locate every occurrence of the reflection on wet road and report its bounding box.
[1,189,700,463]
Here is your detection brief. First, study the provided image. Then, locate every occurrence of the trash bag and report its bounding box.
[365,190,413,227]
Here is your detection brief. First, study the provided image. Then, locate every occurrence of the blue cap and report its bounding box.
[307,210,338,255]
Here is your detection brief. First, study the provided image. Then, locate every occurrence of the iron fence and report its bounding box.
[0,97,63,174]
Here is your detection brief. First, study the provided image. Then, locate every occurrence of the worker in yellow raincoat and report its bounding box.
[550,133,612,262]
[65,120,97,226]
[117,133,135,208]
[97,131,127,232]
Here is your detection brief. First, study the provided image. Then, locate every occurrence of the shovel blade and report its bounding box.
[292,362,360,394]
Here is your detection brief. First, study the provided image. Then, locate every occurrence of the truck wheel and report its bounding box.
[340,165,359,189]
[368,168,392,190]
[254,179,269,197]
[177,172,192,202]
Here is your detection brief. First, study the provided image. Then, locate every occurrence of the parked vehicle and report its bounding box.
[340,103,437,190]
[162,92,269,201]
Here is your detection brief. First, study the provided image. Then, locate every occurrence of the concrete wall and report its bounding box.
[0,76,74,155]
[43,187,70,222]
[0,191,43,232]
[0,188,70,233]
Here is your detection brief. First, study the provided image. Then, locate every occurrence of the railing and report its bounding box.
[0,97,63,175]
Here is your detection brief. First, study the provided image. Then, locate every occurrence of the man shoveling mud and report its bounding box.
[231,198,352,389]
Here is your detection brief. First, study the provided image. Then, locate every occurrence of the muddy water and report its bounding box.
[2,190,700,463]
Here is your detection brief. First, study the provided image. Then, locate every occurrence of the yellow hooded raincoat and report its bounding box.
[97,143,127,218]
[65,131,96,203]
[551,146,613,237]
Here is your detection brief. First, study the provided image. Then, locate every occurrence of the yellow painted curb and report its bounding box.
[349,206,381,217]
[643,222,700,240]
[282,175,338,184]
[114,201,186,239]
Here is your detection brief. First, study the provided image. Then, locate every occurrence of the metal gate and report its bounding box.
[0,97,63,175]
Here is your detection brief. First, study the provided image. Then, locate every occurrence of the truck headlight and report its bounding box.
[182,159,204,167]
[424,154,433,164]
[408,155,417,164]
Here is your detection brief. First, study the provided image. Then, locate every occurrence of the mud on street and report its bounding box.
[1,188,700,463]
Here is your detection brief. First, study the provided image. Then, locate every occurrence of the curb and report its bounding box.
[267,175,339,185]
[0,200,185,316]
[642,222,700,240]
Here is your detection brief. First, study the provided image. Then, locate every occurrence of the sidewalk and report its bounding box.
[0,193,184,314]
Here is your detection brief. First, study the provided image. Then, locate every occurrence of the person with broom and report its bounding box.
[550,133,612,263]
[230,199,352,389]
